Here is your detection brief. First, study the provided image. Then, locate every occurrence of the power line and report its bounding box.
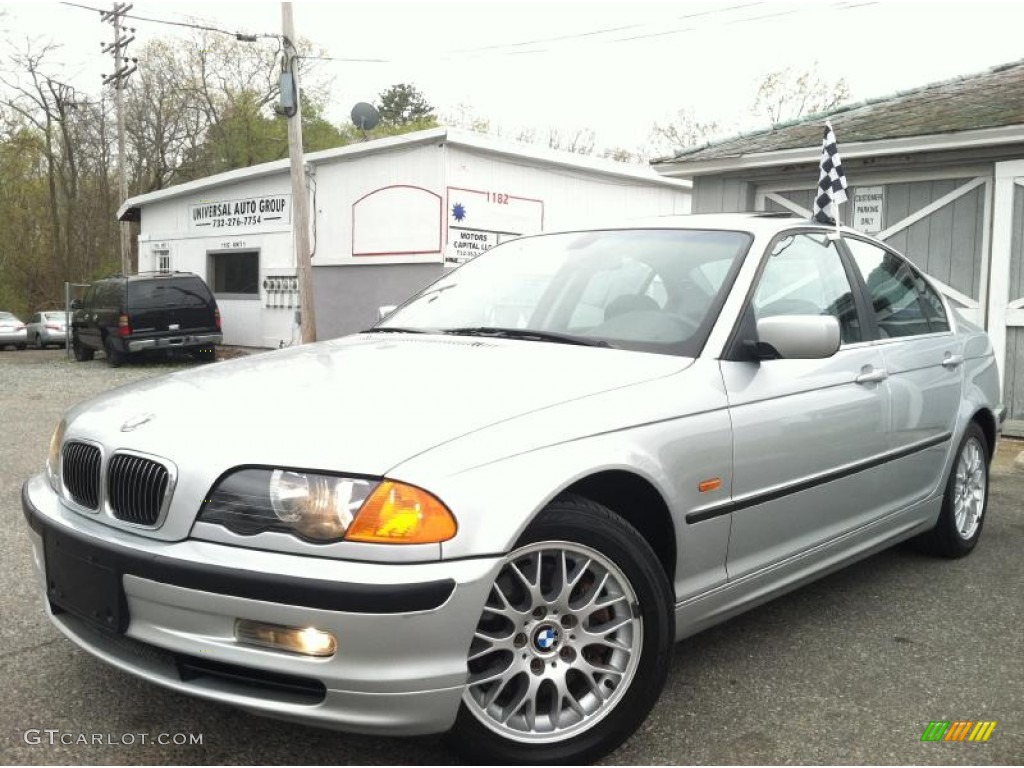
[59,1,278,42]
[297,54,390,64]
[435,2,766,56]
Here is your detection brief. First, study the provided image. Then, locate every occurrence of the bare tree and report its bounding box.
[650,108,720,156]
[547,127,596,155]
[752,66,851,126]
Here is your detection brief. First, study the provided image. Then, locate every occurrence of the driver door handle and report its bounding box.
[855,367,888,385]
[942,354,964,369]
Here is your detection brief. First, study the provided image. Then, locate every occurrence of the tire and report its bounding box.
[914,422,989,558]
[447,495,674,764]
[34,334,44,350]
[72,333,94,362]
[104,336,126,367]
[16,342,26,350]
[192,347,217,363]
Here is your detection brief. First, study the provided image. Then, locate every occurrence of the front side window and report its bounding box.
[845,238,950,338]
[380,229,753,356]
[753,233,861,344]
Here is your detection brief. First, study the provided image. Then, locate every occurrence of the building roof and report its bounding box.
[117,127,690,220]
[654,59,1024,176]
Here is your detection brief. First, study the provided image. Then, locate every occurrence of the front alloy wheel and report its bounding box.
[464,542,642,742]
[450,496,673,764]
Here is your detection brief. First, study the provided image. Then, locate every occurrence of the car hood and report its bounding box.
[66,334,693,476]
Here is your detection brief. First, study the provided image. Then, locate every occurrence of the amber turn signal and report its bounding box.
[345,481,457,544]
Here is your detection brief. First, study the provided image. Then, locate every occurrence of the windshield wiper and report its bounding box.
[443,327,611,348]
[360,326,434,335]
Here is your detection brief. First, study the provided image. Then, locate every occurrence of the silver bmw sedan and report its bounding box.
[22,214,1004,763]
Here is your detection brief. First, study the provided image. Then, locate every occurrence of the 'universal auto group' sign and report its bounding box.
[189,194,292,230]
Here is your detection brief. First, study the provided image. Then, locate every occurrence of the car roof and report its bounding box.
[543,212,865,239]
[94,272,201,283]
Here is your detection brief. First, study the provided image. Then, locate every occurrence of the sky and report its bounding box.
[2,0,1023,155]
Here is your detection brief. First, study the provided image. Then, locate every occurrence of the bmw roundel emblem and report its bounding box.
[534,626,559,651]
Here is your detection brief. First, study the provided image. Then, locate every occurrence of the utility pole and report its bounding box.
[281,2,316,343]
[101,3,136,276]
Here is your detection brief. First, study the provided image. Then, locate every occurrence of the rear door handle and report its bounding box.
[942,354,964,369]
[855,367,888,385]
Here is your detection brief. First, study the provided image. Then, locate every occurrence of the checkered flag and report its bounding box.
[813,122,847,225]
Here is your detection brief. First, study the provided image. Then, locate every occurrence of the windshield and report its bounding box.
[379,228,752,356]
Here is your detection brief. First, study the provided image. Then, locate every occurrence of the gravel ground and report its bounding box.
[1,348,1022,765]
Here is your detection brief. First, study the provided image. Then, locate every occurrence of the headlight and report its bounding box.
[46,418,67,493]
[198,469,457,544]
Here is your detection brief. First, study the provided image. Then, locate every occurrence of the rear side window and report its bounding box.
[846,239,950,337]
[128,277,213,309]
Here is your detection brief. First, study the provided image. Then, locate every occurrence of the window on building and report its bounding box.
[155,250,171,273]
[209,251,259,297]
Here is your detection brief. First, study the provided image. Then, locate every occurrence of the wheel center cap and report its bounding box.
[532,624,560,653]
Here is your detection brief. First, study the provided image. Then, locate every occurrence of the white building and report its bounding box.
[117,127,691,347]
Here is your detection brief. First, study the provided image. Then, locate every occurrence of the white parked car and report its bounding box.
[25,311,69,349]
[0,311,28,350]
[23,214,1004,763]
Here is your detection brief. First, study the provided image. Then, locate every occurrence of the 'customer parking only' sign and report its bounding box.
[853,186,885,235]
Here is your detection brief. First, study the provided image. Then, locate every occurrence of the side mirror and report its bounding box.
[377,305,397,321]
[754,315,841,360]
[69,299,82,310]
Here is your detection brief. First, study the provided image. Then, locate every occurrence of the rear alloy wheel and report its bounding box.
[449,496,673,764]
[104,336,126,367]
[915,422,989,558]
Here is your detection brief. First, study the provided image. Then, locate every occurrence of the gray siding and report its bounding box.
[882,179,984,300]
[765,188,816,214]
[1007,328,1024,422]
[1011,183,1024,305]
[692,177,756,213]
[313,263,444,339]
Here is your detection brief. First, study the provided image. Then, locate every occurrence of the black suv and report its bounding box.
[71,272,222,366]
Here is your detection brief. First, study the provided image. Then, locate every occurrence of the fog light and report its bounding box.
[234,619,337,657]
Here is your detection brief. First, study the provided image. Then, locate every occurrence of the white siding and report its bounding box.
[136,174,298,348]
[312,143,445,267]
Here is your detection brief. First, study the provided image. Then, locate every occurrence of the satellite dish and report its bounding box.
[351,102,380,131]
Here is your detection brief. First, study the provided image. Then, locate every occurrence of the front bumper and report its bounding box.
[126,333,222,353]
[22,474,500,735]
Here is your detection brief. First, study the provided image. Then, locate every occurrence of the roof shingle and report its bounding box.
[660,59,1024,165]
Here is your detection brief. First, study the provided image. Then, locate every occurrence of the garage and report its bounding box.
[117,127,691,348]
[653,60,1024,436]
